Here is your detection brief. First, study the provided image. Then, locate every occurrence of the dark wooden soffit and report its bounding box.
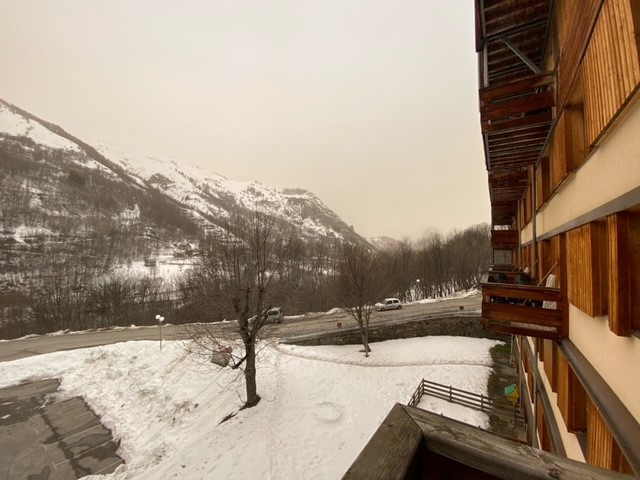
[476,0,552,84]
[476,0,553,225]
[488,167,528,224]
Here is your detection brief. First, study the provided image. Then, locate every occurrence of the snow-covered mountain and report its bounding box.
[368,236,400,250]
[92,137,357,242]
[0,98,366,246]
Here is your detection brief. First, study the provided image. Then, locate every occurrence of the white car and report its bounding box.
[250,307,284,324]
[264,307,284,323]
[374,298,402,311]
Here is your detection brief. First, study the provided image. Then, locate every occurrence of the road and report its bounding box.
[0,295,481,363]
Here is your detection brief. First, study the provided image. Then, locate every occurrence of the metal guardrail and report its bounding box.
[408,379,524,422]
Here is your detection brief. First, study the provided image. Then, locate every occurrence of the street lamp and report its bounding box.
[155,314,165,350]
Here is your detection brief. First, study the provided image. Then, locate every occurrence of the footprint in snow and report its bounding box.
[314,402,342,423]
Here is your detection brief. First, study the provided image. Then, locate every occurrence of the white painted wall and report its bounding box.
[521,96,640,241]
[524,337,587,463]
[568,305,640,423]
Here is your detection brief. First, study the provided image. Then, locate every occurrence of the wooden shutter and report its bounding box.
[557,349,587,432]
[543,339,558,392]
[583,0,640,146]
[568,222,608,316]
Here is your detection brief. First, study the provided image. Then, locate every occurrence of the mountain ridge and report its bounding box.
[0,97,369,247]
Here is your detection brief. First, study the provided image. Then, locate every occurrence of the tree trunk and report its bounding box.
[243,337,260,408]
[361,330,371,357]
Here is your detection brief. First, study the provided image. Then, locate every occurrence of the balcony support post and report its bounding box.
[501,36,542,74]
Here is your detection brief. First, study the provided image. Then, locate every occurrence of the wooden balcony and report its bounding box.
[482,278,565,341]
[343,404,631,479]
[491,229,519,250]
[486,266,522,283]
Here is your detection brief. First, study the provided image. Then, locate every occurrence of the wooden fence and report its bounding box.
[407,379,524,423]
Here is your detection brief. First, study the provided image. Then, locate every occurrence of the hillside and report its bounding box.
[93,137,361,243]
[0,98,369,337]
[368,236,401,250]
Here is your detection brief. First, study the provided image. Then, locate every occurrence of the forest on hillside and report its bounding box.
[0,221,490,339]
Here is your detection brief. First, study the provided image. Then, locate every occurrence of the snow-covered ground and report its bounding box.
[0,336,500,479]
[0,102,80,151]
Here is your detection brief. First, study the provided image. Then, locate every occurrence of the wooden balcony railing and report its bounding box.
[491,229,519,250]
[482,278,565,341]
[486,266,522,284]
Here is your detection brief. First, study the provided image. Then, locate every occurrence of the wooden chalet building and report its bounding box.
[343,1,640,478]
[478,0,640,476]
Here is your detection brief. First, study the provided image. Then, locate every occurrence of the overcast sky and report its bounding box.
[0,0,489,240]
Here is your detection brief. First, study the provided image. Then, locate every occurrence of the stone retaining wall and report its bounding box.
[283,314,509,346]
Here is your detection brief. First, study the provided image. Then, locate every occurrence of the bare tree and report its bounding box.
[332,243,381,357]
[186,210,299,408]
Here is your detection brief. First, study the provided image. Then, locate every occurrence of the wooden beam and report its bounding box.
[405,404,631,480]
[482,111,552,134]
[483,303,563,327]
[481,91,554,123]
[480,72,554,104]
[490,323,559,340]
[491,229,519,249]
[342,403,423,480]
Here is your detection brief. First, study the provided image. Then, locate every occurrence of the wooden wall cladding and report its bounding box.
[568,222,608,316]
[521,244,534,273]
[537,399,553,452]
[607,213,632,335]
[587,397,616,469]
[543,339,558,392]
[537,239,553,283]
[557,349,588,433]
[587,395,636,473]
[556,349,570,426]
[608,210,640,335]
[630,211,640,332]
[582,0,640,146]
[556,0,603,108]
[550,105,586,191]
[535,157,551,209]
[524,185,533,224]
[550,235,564,290]
[491,229,519,250]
